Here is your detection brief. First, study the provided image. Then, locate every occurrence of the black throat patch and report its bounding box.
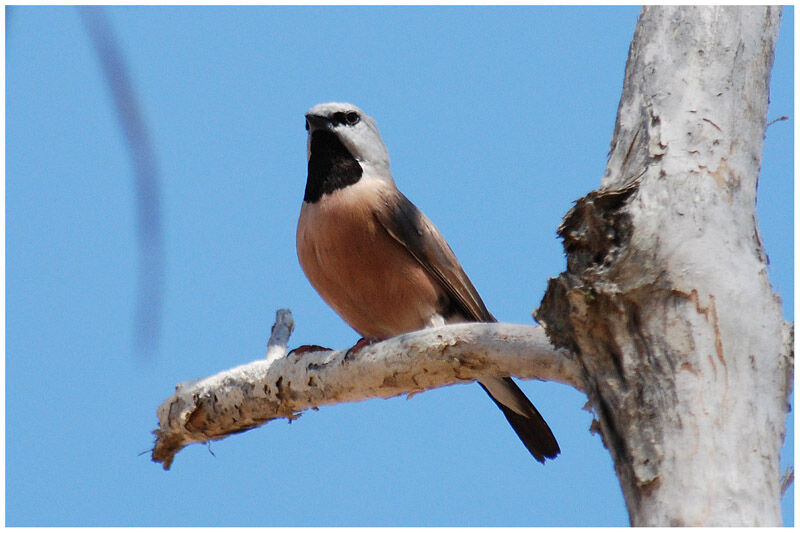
[304,130,363,203]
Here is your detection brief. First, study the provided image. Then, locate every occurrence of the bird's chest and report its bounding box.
[298,195,389,276]
[296,184,441,338]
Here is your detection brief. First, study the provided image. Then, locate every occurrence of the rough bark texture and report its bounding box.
[152,319,581,470]
[536,6,791,526]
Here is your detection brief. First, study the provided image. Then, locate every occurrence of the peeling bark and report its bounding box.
[536,6,791,526]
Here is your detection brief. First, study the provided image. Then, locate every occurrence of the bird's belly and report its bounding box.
[297,195,442,339]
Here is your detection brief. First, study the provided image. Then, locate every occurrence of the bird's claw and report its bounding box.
[345,337,378,360]
[288,344,332,357]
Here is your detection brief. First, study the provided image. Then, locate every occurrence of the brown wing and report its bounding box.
[374,187,560,463]
[373,189,495,323]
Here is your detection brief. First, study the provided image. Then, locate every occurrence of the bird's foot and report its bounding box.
[345,337,379,360]
[288,344,332,357]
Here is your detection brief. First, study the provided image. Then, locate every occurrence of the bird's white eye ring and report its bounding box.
[345,112,360,126]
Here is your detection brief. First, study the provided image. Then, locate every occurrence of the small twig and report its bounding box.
[781,466,794,496]
[767,115,789,128]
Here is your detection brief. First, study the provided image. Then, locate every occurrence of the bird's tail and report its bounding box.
[478,376,560,463]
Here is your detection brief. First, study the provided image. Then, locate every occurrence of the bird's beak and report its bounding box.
[305,113,330,132]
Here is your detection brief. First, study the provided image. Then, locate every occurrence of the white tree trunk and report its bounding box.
[536,5,791,526]
[151,5,791,526]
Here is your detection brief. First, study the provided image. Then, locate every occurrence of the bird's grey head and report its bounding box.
[303,103,393,203]
[305,103,390,169]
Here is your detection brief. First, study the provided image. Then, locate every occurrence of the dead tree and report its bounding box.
[152,6,791,526]
[535,6,791,526]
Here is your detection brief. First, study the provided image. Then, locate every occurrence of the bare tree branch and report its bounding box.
[152,313,582,470]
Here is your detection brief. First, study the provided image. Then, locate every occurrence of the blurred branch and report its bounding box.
[152,310,583,470]
[80,6,164,355]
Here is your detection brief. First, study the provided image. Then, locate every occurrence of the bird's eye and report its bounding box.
[332,112,347,125]
[345,112,360,125]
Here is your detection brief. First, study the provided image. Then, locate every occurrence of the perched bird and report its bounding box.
[296,102,559,463]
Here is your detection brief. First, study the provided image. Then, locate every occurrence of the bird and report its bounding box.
[296,102,559,463]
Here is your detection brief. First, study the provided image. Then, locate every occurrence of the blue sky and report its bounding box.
[5,6,794,526]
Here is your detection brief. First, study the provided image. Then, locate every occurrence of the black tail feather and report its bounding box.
[478,377,560,463]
